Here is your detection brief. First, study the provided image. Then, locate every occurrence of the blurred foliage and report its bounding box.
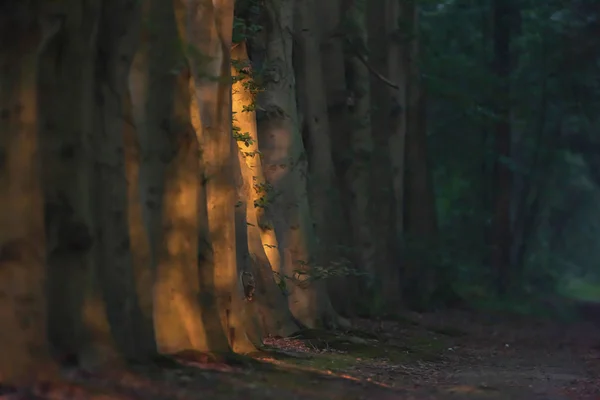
[419,0,600,311]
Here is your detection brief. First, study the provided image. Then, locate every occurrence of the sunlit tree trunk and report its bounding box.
[231,42,299,337]
[250,0,345,329]
[0,5,60,384]
[131,0,229,354]
[177,0,257,352]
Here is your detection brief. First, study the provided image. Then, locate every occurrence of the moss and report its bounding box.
[562,278,600,302]
[276,334,447,373]
[291,352,360,370]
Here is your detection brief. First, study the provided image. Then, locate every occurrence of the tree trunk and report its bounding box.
[123,86,156,356]
[0,5,60,384]
[179,0,257,353]
[294,0,354,317]
[314,0,362,316]
[366,0,407,310]
[231,42,299,337]
[93,0,157,360]
[402,2,438,309]
[131,0,229,354]
[251,0,344,329]
[37,0,124,368]
[340,0,378,315]
[490,0,515,295]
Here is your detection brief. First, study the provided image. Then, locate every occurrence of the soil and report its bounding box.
[2,310,599,399]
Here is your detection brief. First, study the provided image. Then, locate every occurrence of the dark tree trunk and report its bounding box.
[490,0,517,295]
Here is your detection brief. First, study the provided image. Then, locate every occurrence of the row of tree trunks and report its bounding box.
[0,0,443,386]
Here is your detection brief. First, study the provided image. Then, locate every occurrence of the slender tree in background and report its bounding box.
[490,0,516,295]
[314,0,359,315]
[338,0,377,315]
[403,0,438,308]
[366,0,409,309]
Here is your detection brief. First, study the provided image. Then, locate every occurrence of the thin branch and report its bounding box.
[292,26,400,90]
[344,39,400,90]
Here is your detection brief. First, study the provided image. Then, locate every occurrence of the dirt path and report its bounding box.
[2,311,599,399]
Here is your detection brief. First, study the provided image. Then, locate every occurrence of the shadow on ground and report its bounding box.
[2,310,599,399]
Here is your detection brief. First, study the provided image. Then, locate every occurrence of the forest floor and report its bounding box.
[3,309,600,400]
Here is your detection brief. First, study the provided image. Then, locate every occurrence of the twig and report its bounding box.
[289,25,400,90]
[345,39,400,90]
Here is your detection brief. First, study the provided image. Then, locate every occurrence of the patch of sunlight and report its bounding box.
[562,277,600,302]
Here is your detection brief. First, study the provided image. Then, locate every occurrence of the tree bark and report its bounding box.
[402,2,438,309]
[179,0,257,353]
[38,0,126,368]
[490,0,515,295]
[93,0,157,360]
[366,0,408,310]
[232,42,299,337]
[340,0,378,315]
[314,0,358,316]
[294,0,354,318]
[131,0,229,354]
[250,0,345,329]
[0,4,60,384]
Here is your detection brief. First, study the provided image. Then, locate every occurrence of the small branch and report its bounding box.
[345,40,400,90]
[291,24,400,90]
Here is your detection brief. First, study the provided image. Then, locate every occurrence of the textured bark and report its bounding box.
[131,0,228,354]
[123,88,156,355]
[232,42,299,337]
[38,0,123,368]
[93,0,156,360]
[342,0,377,313]
[294,0,355,318]
[366,0,408,309]
[251,0,344,329]
[313,0,359,315]
[315,0,351,187]
[181,0,257,353]
[0,5,60,384]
